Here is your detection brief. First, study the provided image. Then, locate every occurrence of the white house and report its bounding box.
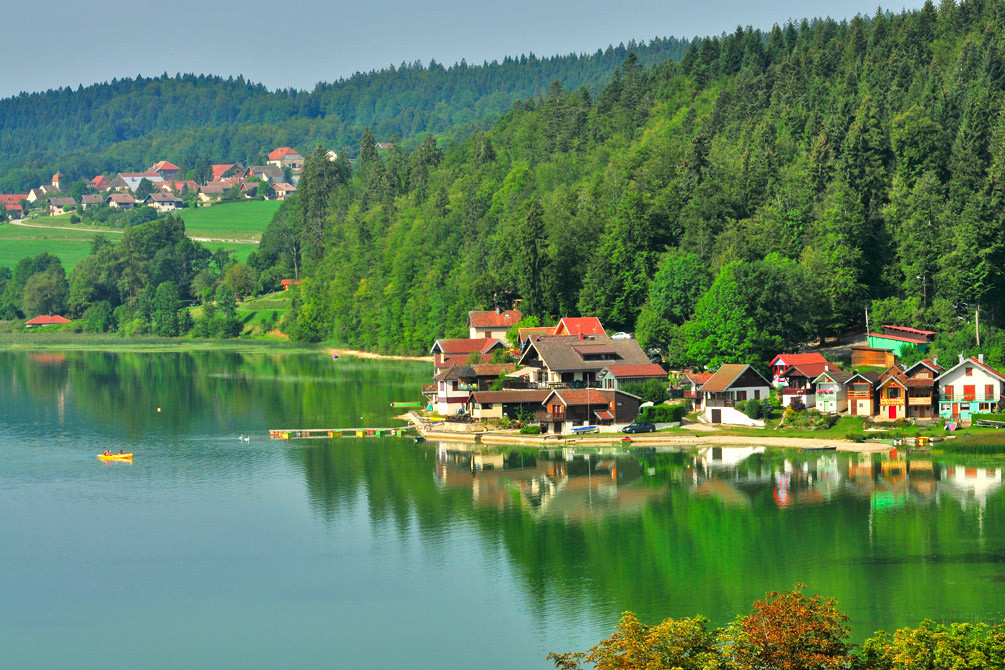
[143,192,182,212]
[698,363,770,426]
[467,309,521,344]
[433,365,474,415]
[811,369,854,414]
[935,354,1005,421]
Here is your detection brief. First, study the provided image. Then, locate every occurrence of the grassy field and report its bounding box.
[0,331,318,353]
[180,201,281,240]
[0,223,99,268]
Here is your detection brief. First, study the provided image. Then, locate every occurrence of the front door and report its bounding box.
[953,403,960,418]
[711,409,721,424]
[888,405,896,419]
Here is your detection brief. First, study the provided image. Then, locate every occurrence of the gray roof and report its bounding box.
[48,197,77,207]
[249,165,284,182]
[81,195,103,204]
[518,334,650,373]
[811,369,855,385]
[145,192,182,203]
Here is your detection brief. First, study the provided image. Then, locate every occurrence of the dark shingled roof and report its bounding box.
[518,334,649,373]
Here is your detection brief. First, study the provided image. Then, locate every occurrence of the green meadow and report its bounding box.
[179,200,281,240]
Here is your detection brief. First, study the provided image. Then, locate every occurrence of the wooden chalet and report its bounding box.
[537,388,641,434]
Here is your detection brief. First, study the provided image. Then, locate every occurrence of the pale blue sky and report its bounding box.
[0,0,925,98]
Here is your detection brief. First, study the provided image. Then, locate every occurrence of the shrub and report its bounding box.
[789,396,806,412]
[519,425,541,435]
[640,403,686,423]
[745,399,762,420]
[760,398,773,420]
[621,378,669,405]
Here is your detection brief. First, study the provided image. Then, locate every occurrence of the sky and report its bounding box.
[0,0,928,98]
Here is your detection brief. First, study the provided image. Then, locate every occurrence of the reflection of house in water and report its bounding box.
[941,466,1003,509]
[433,444,665,521]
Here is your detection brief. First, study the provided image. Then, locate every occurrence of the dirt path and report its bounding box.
[327,347,432,362]
[8,218,259,244]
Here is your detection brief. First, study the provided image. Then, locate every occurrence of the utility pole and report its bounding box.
[865,308,870,337]
[976,305,981,348]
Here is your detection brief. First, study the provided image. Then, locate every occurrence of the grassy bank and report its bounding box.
[0,332,323,353]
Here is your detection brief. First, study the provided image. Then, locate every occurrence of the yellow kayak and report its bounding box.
[97,453,133,461]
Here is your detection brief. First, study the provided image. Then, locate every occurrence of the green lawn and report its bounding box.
[0,223,100,269]
[180,201,281,241]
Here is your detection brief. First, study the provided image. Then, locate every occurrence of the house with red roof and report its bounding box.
[25,315,71,328]
[552,317,605,337]
[210,163,247,181]
[267,147,304,170]
[148,161,181,180]
[89,175,111,191]
[682,372,713,411]
[768,352,828,387]
[598,363,667,392]
[280,279,301,291]
[273,182,297,200]
[430,338,506,370]
[538,388,641,434]
[777,359,836,408]
[936,354,1005,421]
[467,309,521,344]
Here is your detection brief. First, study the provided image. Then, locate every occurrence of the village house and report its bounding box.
[552,316,605,337]
[851,346,897,368]
[0,194,28,210]
[875,359,942,420]
[698,363,771,426]
[936,354,1005,421]
[109,172,164,192]
[89,175,111,191]
[682,372,713,411]
[430,338,506,371]
[80,194,103,209]
[197,182,227,202]
[777,359,833,408]
[5,203,22,217]
[537,388,641,434]
[845,371,881,416]
[432,365,473,415]
[160,180,199,195]
[517,334,651,388]
[768,352,828,387]
[273,182,297,200]
[105,193,136,210]
[26,188,46,203]
[248,165,284,182]
[25,315,71,328]
[240,182,258,197]
[467,309,521,344]
[51,173,66,190]
[47,197,77,215]
[597,363,667,391]
[267,147,304,170]
[811,369,855,414]
[465,389,550,421]
[211,163,248,181]
[147,161,181,180]
[869,325,937,356]
[143,192,183,212]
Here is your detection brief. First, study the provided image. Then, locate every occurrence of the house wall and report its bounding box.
[816,382,847,413]
[938,364,1003,419]
[468,326,510,344]
[852,348,895,367]
[878,383,907,419]
[435,380,469,415]
[703,405,764,427]
[868,335,929,356]
[781,391,816,409]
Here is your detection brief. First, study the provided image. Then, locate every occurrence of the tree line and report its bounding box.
[245,0,1005,368]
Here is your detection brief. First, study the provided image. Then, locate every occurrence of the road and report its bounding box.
[7,218,259,244]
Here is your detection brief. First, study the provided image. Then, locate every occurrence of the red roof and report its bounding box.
[280,279,301,286]
[554,317,605,336]
[968,357,1005,381]
[26,315,71,325]
[268,147,300,160]
[883,325,936,336]
[547,388,619,406]
[781,362,832,379]
[685,372,713,384]
[769,353,828,368]
[467,310,521,328]
[602,364,667,378]
[150,160,180,171]
[872,333,928,344]
[211,164,236,179]
[431,338,502,355]
[0,194,28,205]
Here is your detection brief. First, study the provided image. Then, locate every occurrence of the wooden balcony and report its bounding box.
[536,411,566,422]
[704,398,737,408]
[880,398,905,407]
[847,390,873,399]
[908,395,933,406]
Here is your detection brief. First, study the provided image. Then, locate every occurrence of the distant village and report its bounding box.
[428,311,1005,434]
[0,146,308,218]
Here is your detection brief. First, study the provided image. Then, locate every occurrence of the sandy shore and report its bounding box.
[327,347,433,362]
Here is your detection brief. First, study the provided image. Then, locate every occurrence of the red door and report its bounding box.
[888,405,896,419]
[953,403,960,418]
[964,385,976,401]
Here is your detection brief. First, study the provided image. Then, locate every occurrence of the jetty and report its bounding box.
[270,427,411,439]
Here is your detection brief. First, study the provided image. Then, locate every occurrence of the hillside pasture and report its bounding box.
[180,201,281,241]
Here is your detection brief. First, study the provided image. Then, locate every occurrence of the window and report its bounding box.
[945,385,954,399]
[736,390,748,401]
[887,387,901,399]
[754,390,761,400]
[966,367,973,376]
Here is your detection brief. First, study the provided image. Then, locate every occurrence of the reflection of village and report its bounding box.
[433,443,1004,521]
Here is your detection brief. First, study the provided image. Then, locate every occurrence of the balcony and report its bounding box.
[940,393,1000,402]
[908,395,933,406]
[536,411,566,423]
[781,387,812,395]
[704,398,737,408]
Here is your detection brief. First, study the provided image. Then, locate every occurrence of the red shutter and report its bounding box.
[986,384,994,400]
[945,385,954,399]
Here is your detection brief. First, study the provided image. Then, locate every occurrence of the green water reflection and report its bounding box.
[1,350,1003,668]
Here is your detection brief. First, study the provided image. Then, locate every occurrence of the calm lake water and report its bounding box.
[1,350,1004,668]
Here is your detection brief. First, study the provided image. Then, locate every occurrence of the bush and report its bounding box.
[760,398,774,420]
[745,399,762,419]
[519,425,541,435]
[789,396,806,412]
[621,378,669,405]
[639,403,687,423]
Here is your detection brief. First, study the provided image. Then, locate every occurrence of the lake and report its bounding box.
[1,349,1004,668]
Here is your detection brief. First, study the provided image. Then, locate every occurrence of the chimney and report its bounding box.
[979,353,984,363]
[579,333,585,341]
[959,354,965,364]
[495,307,500,315]
[933,356,937,366]
[825,364,829,371]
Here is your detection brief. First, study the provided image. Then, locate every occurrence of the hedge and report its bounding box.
[639,403,687,423]
[519,425,541,435]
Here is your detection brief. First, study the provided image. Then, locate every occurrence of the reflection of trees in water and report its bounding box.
[292,441,1005,639]
[0,351,428,440]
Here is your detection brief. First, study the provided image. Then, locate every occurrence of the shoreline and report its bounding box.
[327,347,433,362]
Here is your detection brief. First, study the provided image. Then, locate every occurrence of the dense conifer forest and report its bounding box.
[247,0,1005,364]
[0,38,690,192]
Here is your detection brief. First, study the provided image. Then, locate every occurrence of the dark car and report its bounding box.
[622,422,656,434]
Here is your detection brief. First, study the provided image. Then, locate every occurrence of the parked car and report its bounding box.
[622,422,656,433]
[611,331,634,340]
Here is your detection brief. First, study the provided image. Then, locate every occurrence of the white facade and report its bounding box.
[936,358,1004,419]
[469,326,511,343]
[435,380,470,415]
[814,381,847,413]
[702,405,765,427]
[781,391,816,409]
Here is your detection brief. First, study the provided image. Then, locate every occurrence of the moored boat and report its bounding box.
[98,452,133,461]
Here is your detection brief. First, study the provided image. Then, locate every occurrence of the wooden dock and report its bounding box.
[269,427,412,440]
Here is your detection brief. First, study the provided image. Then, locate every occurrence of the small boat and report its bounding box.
[98,452,133,461]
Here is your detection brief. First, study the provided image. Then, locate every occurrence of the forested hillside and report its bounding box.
[0,38,689,192]
[255,0,1005,364]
